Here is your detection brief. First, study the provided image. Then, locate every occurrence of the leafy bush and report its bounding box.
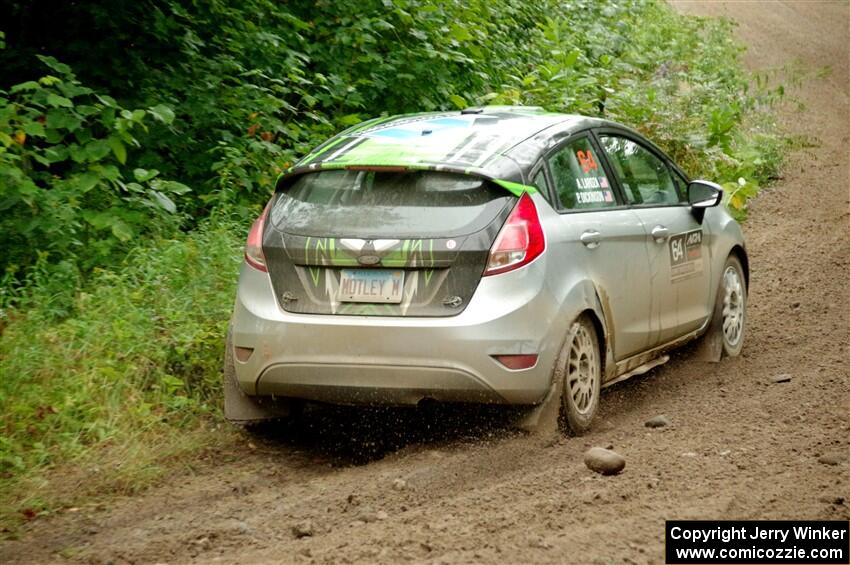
[0,0,555,213]
[0,56,188,297]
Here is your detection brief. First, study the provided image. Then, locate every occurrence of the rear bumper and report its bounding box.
[230,258,563,406]
[257,363,504,405]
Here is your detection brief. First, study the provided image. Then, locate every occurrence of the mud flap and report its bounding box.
[224,329,292,423]
[515,377,563,435]
[697,284,724,363]
[515,341,568,435]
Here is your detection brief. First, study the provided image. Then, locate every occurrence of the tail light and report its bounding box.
[484,192,545,276]
[245,201,271,272]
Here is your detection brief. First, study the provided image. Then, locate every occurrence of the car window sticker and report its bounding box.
[573,147,615,205]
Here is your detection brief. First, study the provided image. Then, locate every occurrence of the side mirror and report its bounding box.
[688,180,723,208]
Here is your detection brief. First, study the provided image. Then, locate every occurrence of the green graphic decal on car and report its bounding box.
[380,239,436,270]
[298,114,402,166]
[304,237,361,286]
[299,237,442,283]
[491,179,537,197]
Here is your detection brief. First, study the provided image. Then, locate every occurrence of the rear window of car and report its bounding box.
[270,170,514,238]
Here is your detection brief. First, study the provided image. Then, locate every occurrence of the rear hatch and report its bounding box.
[263,169,516,316]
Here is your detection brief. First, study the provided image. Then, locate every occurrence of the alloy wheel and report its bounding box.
[567,324,598,415]
[721,265,745,348]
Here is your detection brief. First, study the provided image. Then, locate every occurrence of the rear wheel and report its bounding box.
[559,314,601,435]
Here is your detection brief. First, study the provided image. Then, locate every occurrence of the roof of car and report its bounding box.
[280,106,613,190]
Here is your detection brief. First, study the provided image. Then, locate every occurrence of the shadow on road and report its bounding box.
[243,402,523,467]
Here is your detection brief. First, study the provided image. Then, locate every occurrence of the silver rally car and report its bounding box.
[225,106,748,434]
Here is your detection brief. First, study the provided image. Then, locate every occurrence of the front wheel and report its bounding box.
[716,255,747,357]
[559,314,602,435]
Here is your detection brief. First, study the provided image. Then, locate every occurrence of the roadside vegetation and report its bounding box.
[0,0,786,526]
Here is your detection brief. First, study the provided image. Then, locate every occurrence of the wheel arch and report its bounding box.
[561,280,614,381]
[547,277,616,385]
[729,244,749,288]
[578,307,608,378]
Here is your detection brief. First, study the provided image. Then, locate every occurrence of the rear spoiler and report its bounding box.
[274,162,537,198]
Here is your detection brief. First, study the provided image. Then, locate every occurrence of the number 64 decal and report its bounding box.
[668,229,704,282]
[670,238,685,263]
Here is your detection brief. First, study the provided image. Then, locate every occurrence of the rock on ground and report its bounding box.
[645,415,671,428]
[584,447,626,476]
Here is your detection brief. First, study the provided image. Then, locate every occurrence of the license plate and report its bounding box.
[339,269,405,303]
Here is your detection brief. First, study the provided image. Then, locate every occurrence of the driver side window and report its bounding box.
[599,135,681,206]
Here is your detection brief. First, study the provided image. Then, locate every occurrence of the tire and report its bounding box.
[559,314,602,436]
[714,255,747,357]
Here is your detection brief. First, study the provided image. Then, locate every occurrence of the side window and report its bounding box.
[532,169,548,192]
[599,136,679,206]
[547,137,617,211]
[672,170,689,202]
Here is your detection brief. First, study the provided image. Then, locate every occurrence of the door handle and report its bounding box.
[651,225,669,243]
[580,230,602,248]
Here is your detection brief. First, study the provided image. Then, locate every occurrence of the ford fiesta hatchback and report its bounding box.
[225,106,748,434]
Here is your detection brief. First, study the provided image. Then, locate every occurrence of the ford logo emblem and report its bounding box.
[357,254,381,266]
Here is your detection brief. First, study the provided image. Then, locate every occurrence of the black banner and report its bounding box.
[666,521,849,564]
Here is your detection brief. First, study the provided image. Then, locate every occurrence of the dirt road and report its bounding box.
[2,2,848,563]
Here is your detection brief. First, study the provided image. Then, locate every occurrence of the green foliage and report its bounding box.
[144,0,554,211]
[0,218,243,523]
[481,1,784,217]
[0,56,188,291]
[1,0,553,214]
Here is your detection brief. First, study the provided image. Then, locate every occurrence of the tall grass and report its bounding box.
[0,218,243,525]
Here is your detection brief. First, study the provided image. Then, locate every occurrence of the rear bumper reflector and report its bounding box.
[234,346,254,363]
[491,354,538,370]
